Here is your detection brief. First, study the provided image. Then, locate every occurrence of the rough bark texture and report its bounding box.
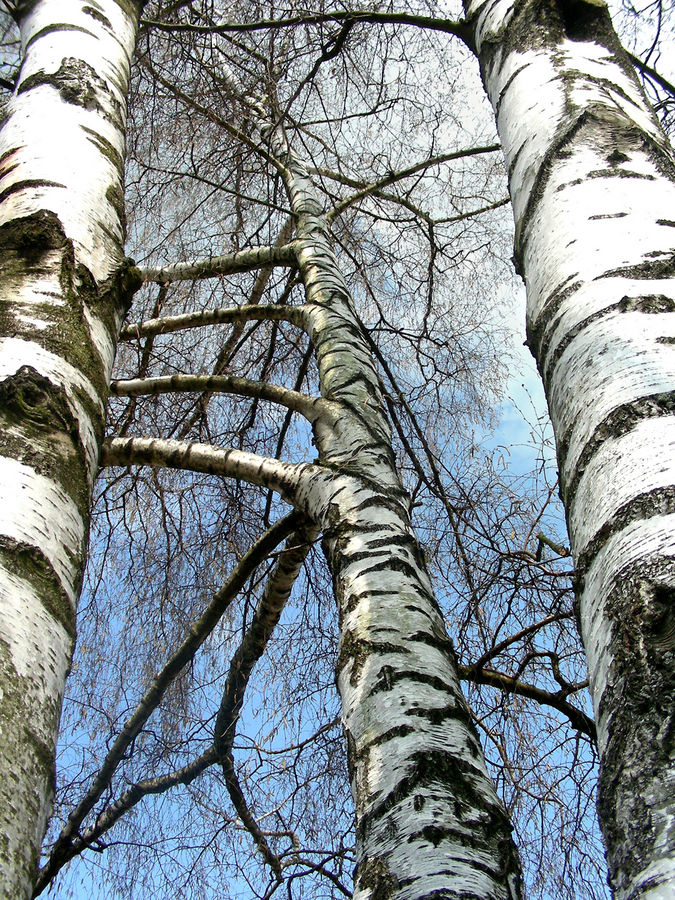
[465,0,675,896]
[271,131,523,899]
[0,2,139,896]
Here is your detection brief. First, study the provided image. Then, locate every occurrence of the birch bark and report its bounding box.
[0,1,140,895]
[465,0,675,895]
[266,123,523,899]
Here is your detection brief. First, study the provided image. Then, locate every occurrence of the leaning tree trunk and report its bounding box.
[268,126,523,900]
[465,0,675,895]
[0,2,140,895]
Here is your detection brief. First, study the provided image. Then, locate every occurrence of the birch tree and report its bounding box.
[465,0,675,896]
[0,0,140,896]
[3,1,672,898]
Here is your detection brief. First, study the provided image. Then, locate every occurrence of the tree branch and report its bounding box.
[322,144,500,220]
[111,374,326,422]
[139,244,297,284]
[141,10,474,49]
[215,526,318,879]
[34,513,303,893]
[472,611,575,671]
[33,748,221,896]
[628,50,675,102]
[119,303,305,341]
[102,436,326,507]
[458,664,596,740]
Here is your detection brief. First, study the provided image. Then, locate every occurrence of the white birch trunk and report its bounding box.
[0,2,139,895]
[268,129,523,899]
[465,0,675,895]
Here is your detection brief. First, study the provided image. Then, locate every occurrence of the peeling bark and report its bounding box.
[0,1,140,896]
[466,0,675,895]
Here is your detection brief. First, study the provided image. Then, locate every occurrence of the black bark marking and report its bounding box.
[19,58,107,113]
[600,252,675,281]
[588,211,628,219]
[356,748,510,847]
[589,556,675,894]
[0,179,65,206]
[0,366,94,514]
[336,632,410,686]
[576,486,675,581]
[0,366,77,440]
[370,669,457,698]
[24,23,94,52]
[0,536,76,636]
[82,5,112,27]
[559,391,675,503]
[0,208,68,261]
[81,125,125,177]
[354,856,399,900]
[405,703,477,736]
[538,294,675,386]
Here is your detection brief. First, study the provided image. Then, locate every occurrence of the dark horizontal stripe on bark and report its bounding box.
[340,587,412,619]
[24,23,95,52]
[599,251,675,281]
[408,629,456,654]
[404,702,477,741]
[540,294,675,387]
[346,555,434,584]
[397,885,509,900]
[18,58,115,121]
[368,669,460,698]
[336,535,423,567]
[337,634,410,684]
[323,499,411,535]
[356,749,507,845]
[588,212,628,220]
[576,486,675,582]
[0,536,76,636]
[318,360,381,391]
[559,391,675,505]
[0,178,66,204]
[516,107,670,275]
[398,853,505,880]
[312,324,377,361]
[355,723,417,759]
[404,602,436,622]
[321,477,408,508]
[579,167,657,182]
[358,533,420,551]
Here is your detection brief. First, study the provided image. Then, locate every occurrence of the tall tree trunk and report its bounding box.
[0,2,140,895]
[269,127,523,899]
[466,0,675,895]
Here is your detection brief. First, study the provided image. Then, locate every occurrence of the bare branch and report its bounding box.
[35,513,303,893]
[102,436,326,507]
[215,526,318,879]
[322,144,501,220]
[628,50,675,102]
[111,374,326,422]
[139,244,298,284]
[34,748,221,896]
[141,10,474,48]
[458,664,596,740]
[120,303,305,341]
